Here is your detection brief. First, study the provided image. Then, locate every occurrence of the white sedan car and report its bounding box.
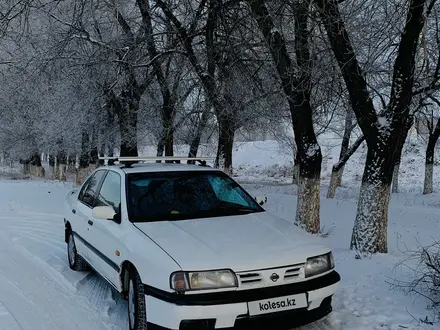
[64,157,340,330]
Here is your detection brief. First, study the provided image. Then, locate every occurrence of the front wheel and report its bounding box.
[128,267,147,330]
[67,232,88,271]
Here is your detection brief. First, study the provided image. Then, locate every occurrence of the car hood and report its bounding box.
[133,212,330,272]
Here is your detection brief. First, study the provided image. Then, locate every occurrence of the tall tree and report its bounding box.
[154,0,238,175]
[246,0,322,232]
[314,0,430,253]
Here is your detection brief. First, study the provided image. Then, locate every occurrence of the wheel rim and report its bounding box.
[68,235,76,265]
[128,279,135,329]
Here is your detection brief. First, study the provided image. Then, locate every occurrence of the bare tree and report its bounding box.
[245,0,322,232]
[314,0,432,253]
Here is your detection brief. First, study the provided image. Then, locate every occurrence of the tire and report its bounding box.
[67,231,89,271]
[127,267,147,330]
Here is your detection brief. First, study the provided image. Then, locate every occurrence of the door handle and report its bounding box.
[72,209,76,214]
[88,220,94,226]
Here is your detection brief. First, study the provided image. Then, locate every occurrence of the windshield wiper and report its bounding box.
[215,204,259,214]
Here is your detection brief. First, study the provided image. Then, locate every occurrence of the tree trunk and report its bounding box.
[215,118,235,176]
[118,102,139,157]
[99,143,105,166]
[77,132,92,185]
[392,117,413,193]
[188,109,210,164]
[351,117,414,254]
[28,153,45,178]
[90,145,99,166]
[327,135,365,199]
[292,152,300,184]
[337,110,354,187]
[423,135,439,194]
[90,130,99,166]
[108,87,141,158]
[22,160,30,175]
[351,176,390,254]
[162,94,175,160]
[106,103,116,166]
[350,140,394,254]
[107,142,115,165]
[296,151,321,233]
[49,154,55,179]
[391,164,400,194]
[327,111,356,198]
[155,137,165,163]
[79,132,90,169]
[327,167,343,199]
[55,138,67,181]
[56,149,67,181]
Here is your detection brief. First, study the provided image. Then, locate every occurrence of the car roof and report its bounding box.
[104,163,222,174]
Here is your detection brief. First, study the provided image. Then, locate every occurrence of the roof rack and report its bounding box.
[98,156,216,168]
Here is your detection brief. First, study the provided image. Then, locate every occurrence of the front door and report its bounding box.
[74,170,107,264]
[87,170,123,289]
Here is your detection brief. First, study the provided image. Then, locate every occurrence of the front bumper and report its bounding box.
[145,270,340,330]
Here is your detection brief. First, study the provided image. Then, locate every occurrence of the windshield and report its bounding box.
[126,171,264,222]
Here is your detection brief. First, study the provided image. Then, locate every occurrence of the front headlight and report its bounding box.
[305,252,334,278]
[170,269,238,292]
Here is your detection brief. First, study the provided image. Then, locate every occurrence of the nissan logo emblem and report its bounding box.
[270,273,279,282]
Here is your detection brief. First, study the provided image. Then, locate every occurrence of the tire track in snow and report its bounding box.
[0,228,118,330]
[74,272,127,327]
[0,300,24,330]
[0,208,128,329]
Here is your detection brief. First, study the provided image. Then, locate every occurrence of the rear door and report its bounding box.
[74,169,107,263]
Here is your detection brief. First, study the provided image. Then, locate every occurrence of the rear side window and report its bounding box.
[79,170,106,207]
[96,171,121,214]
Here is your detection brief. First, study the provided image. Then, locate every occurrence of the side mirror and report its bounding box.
[254,196,268,206]
[92,206,116,220]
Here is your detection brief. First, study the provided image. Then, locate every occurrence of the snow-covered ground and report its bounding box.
[0,133,439,329]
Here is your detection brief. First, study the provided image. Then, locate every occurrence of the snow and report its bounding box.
[1,132,440,329]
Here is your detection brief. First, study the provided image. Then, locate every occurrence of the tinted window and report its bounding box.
[96,171,121,214]
[127,171,263,222]
[79,170,106,207]
[209,176,249,206]
[78,177,92,201]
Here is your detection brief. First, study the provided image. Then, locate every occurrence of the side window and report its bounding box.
[79,170,106,207]
[96,171,121,214]
[78,177,92,201]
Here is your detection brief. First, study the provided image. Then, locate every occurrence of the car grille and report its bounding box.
[237,273,263,286]
[284,265,302,281]
[236,263,305,289]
